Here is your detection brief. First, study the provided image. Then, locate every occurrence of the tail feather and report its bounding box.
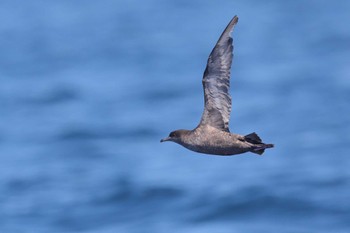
[245,132,274,155]
[252,148,265,155]
[244,132,262,144]
[251,143,274,155]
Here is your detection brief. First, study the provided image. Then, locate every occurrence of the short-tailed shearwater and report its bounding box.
[161,16,274,156]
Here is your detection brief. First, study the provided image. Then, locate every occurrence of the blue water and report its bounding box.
[1,0,350,232]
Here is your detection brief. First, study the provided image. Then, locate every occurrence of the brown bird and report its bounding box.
[161,16,274,156]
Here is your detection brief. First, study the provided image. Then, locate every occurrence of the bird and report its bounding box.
[160,15,274,156]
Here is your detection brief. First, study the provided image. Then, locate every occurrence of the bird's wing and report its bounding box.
[198,16,238,132]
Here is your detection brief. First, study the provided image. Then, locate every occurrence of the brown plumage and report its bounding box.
[161,16,274,156]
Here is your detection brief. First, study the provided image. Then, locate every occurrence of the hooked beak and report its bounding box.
[160,137,171,143]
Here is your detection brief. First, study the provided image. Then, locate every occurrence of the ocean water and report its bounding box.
[1,0,350,232]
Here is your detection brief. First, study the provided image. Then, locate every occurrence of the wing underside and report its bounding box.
[199,16,238,132]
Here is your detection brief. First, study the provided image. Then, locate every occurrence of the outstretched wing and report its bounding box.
[199,15,238,132]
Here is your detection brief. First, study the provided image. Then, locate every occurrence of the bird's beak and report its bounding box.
[160,137,171,143]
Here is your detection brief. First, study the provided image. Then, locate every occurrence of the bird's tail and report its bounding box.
[244,132,274,155]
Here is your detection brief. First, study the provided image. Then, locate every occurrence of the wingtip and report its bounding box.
[225,15,239,37]
[232,15,239,24]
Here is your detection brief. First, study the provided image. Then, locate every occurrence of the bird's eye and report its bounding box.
[169,132,176,137]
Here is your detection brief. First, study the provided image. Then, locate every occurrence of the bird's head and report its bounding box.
[160,129,189,143]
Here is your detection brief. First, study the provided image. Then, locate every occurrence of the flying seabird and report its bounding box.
[161,16,274,156]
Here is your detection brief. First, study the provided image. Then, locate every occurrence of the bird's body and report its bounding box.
[163,125,273,156]
[161,15,274,156]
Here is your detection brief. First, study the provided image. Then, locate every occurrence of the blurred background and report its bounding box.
[1,0,349,232]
